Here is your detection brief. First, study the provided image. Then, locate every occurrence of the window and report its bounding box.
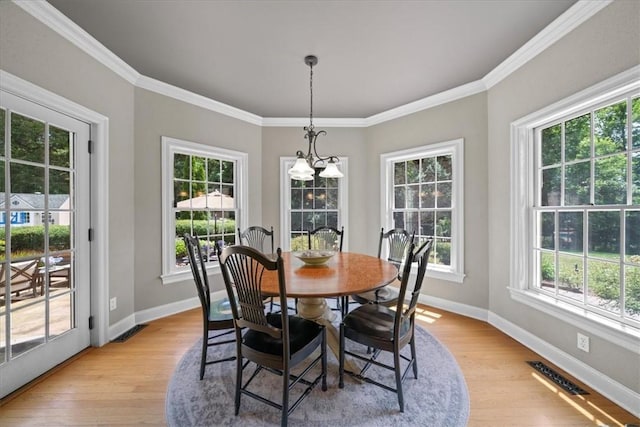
[381,139,465,283]
[161,136,248,283]
[535,95,639,324]
[511,67,640,344]
[280,158,348,251]
[15,212,30,224]
[0,212,30,225]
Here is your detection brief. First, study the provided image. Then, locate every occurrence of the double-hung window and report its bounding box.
[280,158,348,251]
[161,136,248,283]
[511,68,640,341]
[381,139,465,283]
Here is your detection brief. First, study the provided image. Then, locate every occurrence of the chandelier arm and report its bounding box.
[310,130,338,164]
[302,130,314,162]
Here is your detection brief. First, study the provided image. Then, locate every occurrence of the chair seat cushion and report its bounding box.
[208,297,234,322]
[342,303,409,341]
[243,313,322,356]
[352,285,399,306]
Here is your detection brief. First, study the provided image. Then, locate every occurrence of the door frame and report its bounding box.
[1,70,110,347]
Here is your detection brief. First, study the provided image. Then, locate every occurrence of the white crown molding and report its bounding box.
[1,70,103,121]
[364,80,487,127]
[13,0,139,85]
[14,0,262,126]
[262,117,367,127]
[136,75,263,126]
[15,0,613,127]
[263,80,486,128]
[482,0,614,89]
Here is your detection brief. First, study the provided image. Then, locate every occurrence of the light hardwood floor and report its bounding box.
[0,304,638,426]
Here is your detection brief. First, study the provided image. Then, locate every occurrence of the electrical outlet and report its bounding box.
[577,332,589,352]
[110,297,117,311]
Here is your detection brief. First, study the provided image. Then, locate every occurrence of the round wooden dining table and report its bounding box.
[260,251,397,317]
[260,251,398,371]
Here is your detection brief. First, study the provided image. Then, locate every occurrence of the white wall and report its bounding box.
[0,1,136,326]
[365,93,489,309]
[2,0,638,411]
[133,88,262,311]
[487,0,640,393]
[261,126,366,251]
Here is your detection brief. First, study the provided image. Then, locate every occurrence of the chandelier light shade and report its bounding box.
[319,158,343,178]
[287,55,343,180]
[288,156,315,181]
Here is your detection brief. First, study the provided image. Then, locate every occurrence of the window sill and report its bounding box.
[423,265,465,283]
[510,288,640,354]
[425,267,465,283]
[161,264,221,285]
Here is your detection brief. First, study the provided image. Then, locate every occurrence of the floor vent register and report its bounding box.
[112,324,148,343]
[526,361,589,395]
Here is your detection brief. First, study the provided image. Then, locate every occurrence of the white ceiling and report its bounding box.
[47,0,577,119]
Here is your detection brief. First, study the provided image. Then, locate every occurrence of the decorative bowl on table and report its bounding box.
[293,250,335,266]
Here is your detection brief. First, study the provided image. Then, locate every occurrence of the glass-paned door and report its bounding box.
[0,91,91,398]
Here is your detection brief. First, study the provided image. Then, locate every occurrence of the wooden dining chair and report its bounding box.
[339,239,433,412]
[218,244,327,427]
[307,225,346,315]
[237,225,274,254]
[351,228,414,307]
[307,225,344,252]
[183,234,236,380]
[237,225,286,311]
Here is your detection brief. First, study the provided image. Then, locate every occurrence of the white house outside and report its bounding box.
[0,193,70,227]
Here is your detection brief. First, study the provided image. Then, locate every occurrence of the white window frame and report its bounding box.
[381,139,465,283]
[161,136,248,284]
[510,66,640,350]
[279,157,349,251]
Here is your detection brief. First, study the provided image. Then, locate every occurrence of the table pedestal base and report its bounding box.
[296,297,360,377]
[296,297,336,322]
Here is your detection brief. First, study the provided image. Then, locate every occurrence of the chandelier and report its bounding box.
[287,55,343,181]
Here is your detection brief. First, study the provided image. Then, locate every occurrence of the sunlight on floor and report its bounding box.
[531,371,625,427]
[586,399,627,427]
[415,307,442,324]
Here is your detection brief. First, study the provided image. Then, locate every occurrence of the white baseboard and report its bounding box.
[489,312,640,419]
[418,293,489,322]
[109,290,228,336]
[134,296,201,326]
[417,294,639,418]
[107,314,136,341]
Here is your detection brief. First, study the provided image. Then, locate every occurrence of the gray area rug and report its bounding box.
[166,324,469,426]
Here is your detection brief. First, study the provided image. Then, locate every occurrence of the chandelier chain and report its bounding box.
[309,62,314,129]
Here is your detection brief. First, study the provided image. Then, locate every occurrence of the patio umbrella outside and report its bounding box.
[176,189,234,210]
